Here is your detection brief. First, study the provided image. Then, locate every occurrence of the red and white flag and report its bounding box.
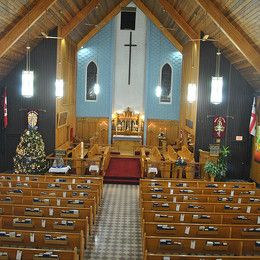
[249,97,256,136]
[3,87,7,128]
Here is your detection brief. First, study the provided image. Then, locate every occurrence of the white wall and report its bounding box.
[113,3,146,114]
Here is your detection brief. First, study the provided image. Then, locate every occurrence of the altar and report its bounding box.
[113,135,142,142]
[111,108,144,155]
[112,134,142,155]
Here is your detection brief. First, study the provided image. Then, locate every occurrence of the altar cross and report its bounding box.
[124,32,137,85]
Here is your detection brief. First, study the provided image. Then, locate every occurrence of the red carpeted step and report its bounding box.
[104,178,139,185]
[104,158,141,184]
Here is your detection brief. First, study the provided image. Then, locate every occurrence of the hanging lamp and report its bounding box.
[22,2,34,98]
[210,48,223,104]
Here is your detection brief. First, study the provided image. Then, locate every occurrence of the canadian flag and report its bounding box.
[249,97,256,136]
[3,87,7,128]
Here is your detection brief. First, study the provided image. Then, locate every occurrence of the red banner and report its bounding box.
[213,116,226,138]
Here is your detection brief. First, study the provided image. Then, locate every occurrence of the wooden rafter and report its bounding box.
[133,0,183,52]
[77,0,131,49]
[159,0,198,40]
[0,0,57,59]
[61,0,100,38]
[195,0,260,73]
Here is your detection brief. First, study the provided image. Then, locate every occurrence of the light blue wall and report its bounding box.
[76,20,114,118]
[144,20,183,120]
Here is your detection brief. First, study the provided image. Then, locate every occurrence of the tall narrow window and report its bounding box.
[160,63,172,103]
[86,61,98,101]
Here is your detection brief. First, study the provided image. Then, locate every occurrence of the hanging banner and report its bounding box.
[255,126,260,163]
[213,116,226,138]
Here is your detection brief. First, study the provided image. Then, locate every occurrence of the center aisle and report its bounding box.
[85,184,143,259]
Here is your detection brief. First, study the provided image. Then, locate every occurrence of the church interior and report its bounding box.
[0,0,260,259]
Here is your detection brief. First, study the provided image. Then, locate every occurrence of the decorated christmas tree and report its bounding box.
[13,111,48,174]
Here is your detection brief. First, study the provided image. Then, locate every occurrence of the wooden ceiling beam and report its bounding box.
[61,0,100,38]
[159,0,198,40]
[77,0,131,49]
[133,0,183,52]
[195,0,260,73]
[0,0,57,59]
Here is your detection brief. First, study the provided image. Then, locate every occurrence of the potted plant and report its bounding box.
[204,146,230,181]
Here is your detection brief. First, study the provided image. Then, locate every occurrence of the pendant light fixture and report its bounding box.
[210,48,223,104]
[155,28,162,98]
[187,42,197,103]
[94,29,100,96]
[22,1,34,98]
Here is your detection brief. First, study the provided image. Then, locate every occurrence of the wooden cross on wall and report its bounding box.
[124,32,137,85]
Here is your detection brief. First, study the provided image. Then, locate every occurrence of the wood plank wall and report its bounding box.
[195,41,254,179]
[76,117,109,145]
[0,30,57,171]
[179,41,200,137]
[55,33,77,148]
[146,119,179,147]
[250,96,260,182]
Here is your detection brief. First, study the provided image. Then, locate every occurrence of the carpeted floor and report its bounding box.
[104,158,141,184]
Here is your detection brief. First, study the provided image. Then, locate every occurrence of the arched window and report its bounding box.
[86,61,98,101]
[160,63,172,103]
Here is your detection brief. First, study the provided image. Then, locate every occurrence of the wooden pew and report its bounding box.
[141,192,260,204]
[142,210,260,225]
[70,143,88,175]
[140,147,150,178]
[144,252,260,260]
[0,174,104,194]
[143,222,260,239]
[0,195,97,217]
[166,145,178,162]
[0,246,78,260]
[140,179,256,189]
[144,235,260,256]
[0,215,89,243]
[141,201,260,214]
[0,180,102,201]
[140,186,260,196]
[0,203,93,232]
[100,146,111,174]
[0,229,84,260]
[0,187,100,206]
[88,144,101,160]
[141,178,260,259]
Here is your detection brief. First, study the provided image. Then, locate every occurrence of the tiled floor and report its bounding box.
[85,184,142,259]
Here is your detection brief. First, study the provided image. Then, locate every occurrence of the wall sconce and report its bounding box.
[94,83,100,95]
[187,83,196,103]
[55,79,64,98]
[211,49,223,104]
[155,85,162,97]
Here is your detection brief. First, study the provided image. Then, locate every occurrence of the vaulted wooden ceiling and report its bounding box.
[0,0,259,90]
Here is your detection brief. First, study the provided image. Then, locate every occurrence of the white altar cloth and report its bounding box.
[113,135,142,142]
[49,166,71,173]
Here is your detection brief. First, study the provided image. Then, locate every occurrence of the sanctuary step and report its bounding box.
[104,158,141,184]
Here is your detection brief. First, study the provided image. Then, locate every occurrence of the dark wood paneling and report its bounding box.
[195,41,254,179]
[0,30,57,171]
